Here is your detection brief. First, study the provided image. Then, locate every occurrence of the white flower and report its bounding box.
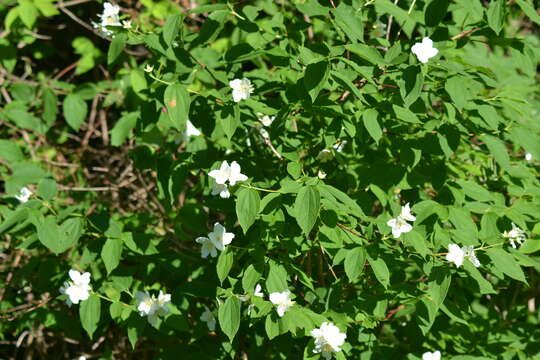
[144,64,154,73]
[200,306,216,331]
[422,351,441,360]
[258,113,275,127]
[95,2,121,35]
[318,170,327,179]
[386,217,413,238]
[247,284,264,316]
[196,223,234,258]
[59,270,92,306]
[399,203,416,222]
[446,244,465,267]
[317,149,333,162]
[208,223,235,251]
[186,120,201,137]
[135,290,171,325]
[211,183,230,198]
[411,37,438,63]
[229,78,254,102]
[195,236,218,258]
[386,203,415,238]
[259,127,270,139]
[208,160,248,186]
[464,246,481,268]
[254,284,263,297]
[502,223,527,249]
[446,244,480,268]
[311,322,347,359]
[121,20,132,29]
[332,140,347,153]
[525,153,533,161]
[269,290,294,317]
[15,187,32,203]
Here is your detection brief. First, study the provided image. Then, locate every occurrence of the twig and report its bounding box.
[58,2,107,38]
[59,185,115,191]
[385,0,400,41]
[337,223,369,240]
[451,28,480,41]
[53,60,79,80]
[55,0,93,8]
[263,137,283,160]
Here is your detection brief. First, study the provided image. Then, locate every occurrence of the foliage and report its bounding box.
[1,0,540,359]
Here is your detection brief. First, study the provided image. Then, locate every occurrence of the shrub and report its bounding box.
[1,0,540,359]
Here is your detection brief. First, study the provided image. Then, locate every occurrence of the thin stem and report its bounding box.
[91,292,131,307]
[239,184,283,193]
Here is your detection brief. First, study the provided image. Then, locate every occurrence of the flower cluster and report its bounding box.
[208,160,248,198]
[135,290,171,325]
[311,322,347,359]
[386,203,416,238]
[446,244,480,268]
[502,223,526,249]
[60,270,92,306]
[196,222,235,258]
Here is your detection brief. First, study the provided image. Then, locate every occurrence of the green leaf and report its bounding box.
[37,178,57,201]
[164,83,190,131]
[217,249,234,284]
[456,180,492,202]
[37,216,78,254]
[266,262,288,293]
[476,105,500,130]
[111,112,138,146]
[424,0,449,27]
[399,65,423,108]
[332,3,363,43]
[63,94,88,131]
[481,135,511,171]
[265,314,281,340]
[19,0,38,28]
[304,61,329,103]
[486,0,505,35]
[344,247,366,283]
[393,105,421,124]
[0,140,24,163]
[101,238,123,274]
[516,0,540,26]
[418,267,451,334]
[218,296,241,342]
[242,264,262,293]
[0,208,28,234]
[163,14,183,46]
[367,252,390,288]
[444,77,467,111]
[361,109,382,144]
[79,294,101,338]
[108,33,126,65]
[42,88,58,127]
[346,44,385,65]
[294,185,321,235]
[236,188,260,234]
[219,105,240,139]
[486,248,527,283]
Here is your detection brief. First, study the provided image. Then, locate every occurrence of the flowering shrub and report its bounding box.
[1,0,540,359]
